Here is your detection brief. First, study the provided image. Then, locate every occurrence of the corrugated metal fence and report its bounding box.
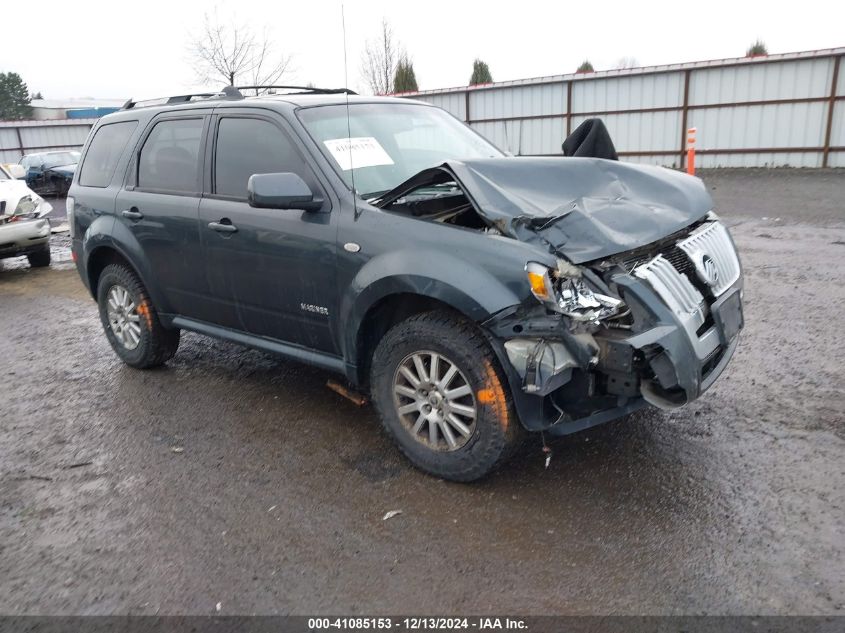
[2,48,843,169]
[405,47,845,168]
[0,119,96,164]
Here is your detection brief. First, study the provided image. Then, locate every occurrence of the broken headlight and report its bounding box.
[526,261,624,323]
[14,195,37,216]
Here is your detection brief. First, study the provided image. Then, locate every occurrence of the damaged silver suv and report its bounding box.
[69,87,743,481]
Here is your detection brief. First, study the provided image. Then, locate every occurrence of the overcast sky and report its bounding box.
[3,0,843,100]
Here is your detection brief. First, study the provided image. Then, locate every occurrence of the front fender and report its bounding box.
[340,248,526,366]
[81,217,170,313]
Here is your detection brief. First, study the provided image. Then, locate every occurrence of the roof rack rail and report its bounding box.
[119,84,354,111]
[121,86,244,110]
[235,85,357,95]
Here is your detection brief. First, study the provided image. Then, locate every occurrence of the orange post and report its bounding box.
[686,127,696,175]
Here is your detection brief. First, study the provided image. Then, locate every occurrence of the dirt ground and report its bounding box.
[0,169,843,615]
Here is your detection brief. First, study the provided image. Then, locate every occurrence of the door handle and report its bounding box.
[208,220,238,233]
[122,208,143,220]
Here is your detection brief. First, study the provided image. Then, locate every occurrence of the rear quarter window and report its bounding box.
[78,121,138,187]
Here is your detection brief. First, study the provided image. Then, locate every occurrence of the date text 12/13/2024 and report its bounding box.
[307,617,527,630]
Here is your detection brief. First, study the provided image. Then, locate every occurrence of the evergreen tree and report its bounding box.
[469,59,493,85]
[746,40,768,56]
[576,60,595,73]
[393,54,419,92]
[0,72,32,120]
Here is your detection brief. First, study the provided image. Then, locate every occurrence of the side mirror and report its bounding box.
[247,172,323,211]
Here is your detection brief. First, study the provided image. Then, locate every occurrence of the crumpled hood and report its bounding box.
[446,157,712,263]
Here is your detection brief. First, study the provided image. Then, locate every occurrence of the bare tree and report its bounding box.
[189,12,291,93]
[615,56,639,70]
[361,19,399,95]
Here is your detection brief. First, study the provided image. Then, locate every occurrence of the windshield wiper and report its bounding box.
[362,189,392,203]
[364,181,459,204]
[416,182,458,193]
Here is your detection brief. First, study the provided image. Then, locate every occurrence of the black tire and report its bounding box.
[96,263,180,369]
[370,311,524,482]
[27,245,51,268]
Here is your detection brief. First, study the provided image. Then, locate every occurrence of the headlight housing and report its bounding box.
[14,195,37,216]
[525,261,624,323]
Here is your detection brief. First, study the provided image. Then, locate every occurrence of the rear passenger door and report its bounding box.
[116,112,216,320]
[199,111,338,353]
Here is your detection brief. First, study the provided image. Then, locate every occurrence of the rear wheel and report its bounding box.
[27,245,51,268]
[96,263,180,368]
[370,311,524,481]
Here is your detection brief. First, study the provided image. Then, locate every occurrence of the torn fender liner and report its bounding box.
[380,158,712,264]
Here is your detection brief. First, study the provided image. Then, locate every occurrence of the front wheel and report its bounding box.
[96,263,180,368]
[370,311,524,482]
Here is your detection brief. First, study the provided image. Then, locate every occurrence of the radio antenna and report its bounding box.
[341,4,359,219]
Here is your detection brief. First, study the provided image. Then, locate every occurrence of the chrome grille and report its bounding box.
[634,254,704,317]
[677,221,740,296]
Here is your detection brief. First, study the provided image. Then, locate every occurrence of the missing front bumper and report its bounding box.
[484,276,743,433]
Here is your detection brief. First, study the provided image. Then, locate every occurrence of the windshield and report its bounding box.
[298,103,502,198]
[0,166,9,180]
[41,151,80,169]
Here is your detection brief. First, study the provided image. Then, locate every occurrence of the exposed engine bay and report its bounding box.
[379,172,492,232]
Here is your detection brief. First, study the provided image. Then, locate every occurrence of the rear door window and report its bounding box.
[213,117,311,199]
[79,121,138,187]
[138,118,204,194]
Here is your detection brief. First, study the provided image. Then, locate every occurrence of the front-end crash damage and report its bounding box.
[375,155,743,435]
[483,216,744,435]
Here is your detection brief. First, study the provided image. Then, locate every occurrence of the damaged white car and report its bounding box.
[0,164,52,267]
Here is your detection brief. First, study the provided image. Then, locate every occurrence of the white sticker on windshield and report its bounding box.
[323,137,394,171]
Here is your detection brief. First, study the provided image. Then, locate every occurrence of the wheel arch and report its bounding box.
[345,269,522,387]
[83,240,170,317]
[86,245,136,297]
[351,292,462,386]
[80,212,171,310]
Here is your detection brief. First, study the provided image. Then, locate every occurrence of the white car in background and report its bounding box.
[0,164,53,267]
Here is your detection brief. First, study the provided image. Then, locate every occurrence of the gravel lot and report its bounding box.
[0,169,843,615]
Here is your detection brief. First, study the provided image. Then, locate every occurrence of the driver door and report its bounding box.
[199,112,339,353]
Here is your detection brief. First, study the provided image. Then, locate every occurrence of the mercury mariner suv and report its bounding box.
[68,86,743,481]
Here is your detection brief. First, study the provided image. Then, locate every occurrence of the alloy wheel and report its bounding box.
[392,351,478,451]
[106,284,142,350]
